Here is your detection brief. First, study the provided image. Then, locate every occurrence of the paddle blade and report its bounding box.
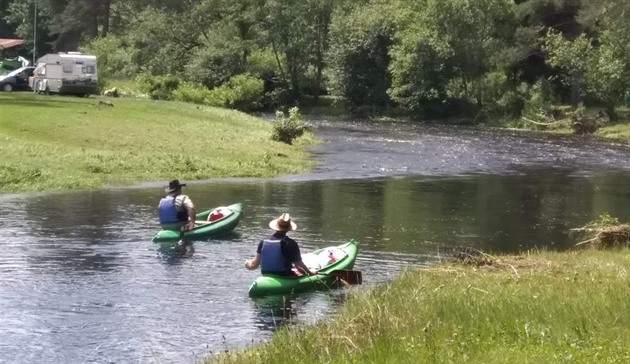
[328,270,362,285]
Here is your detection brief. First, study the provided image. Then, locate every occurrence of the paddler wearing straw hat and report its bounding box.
[245,213,316,276]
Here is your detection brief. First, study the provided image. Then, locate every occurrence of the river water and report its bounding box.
[2,121,630,363]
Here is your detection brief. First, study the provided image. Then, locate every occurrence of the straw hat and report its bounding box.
[269,213,297,232]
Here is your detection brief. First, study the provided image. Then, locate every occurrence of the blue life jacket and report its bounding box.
[158,195,187,224]
[260,238,289,273]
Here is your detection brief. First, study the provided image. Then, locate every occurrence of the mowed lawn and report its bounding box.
[0,93,316,193]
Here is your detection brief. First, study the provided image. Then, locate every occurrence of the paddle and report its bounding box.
[177,228,186,245]
[325,269,363,285]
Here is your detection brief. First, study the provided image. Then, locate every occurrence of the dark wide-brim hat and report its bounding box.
[269,213,297,232]
[165,179,186,193]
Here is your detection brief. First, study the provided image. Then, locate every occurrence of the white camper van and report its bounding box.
[32,52,98,96]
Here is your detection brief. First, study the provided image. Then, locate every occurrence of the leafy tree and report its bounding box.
[3,0,53,60]
[184,0,260,88]
[389,0,516,116]
[305,0,334,100]
[579,0,630,117]
[124,6,205,75]
[260,0,339,101]
[388,23,453,113]
[511,0,585,104]
[542,30,591,108]
[0,0,16,37]
[545,23,629,119]
[82,34,138,79]
[327,0,396,112]
[584,32,627,120]
[260,0,311,100]
[185,40,246,88]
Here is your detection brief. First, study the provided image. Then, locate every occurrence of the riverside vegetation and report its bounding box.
[207,220,630,364]
[5,1,630,133]
[0,92,316,193]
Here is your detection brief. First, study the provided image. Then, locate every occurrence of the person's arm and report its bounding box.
[183,196,196,229]
[285,238,315,275]
[245,241,264,270]
[245,253,261,270]
[293,259,316,275]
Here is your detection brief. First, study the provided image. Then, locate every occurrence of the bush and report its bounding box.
[262,87,291,110]
[172,82,213,105]
[206,73,264,112]
[271,107,310,144]
[571,105,608,135]
[185,42,245,88]
[136,74,180,100]
[477,83,528,126]
[522,80,554,121]
[82,35,139,80]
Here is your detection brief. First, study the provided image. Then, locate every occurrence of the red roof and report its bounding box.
[0,38,24,49]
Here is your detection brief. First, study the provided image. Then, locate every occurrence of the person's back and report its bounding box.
[157,179,196,231]
[259,233,299,276]
[245,213,315,276]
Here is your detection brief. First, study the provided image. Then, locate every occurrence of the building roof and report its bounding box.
[0,38,24,49]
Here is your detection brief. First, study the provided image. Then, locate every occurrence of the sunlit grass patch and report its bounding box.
[0,93,318,193]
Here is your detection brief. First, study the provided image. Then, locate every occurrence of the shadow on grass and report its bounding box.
[0,93,96,108]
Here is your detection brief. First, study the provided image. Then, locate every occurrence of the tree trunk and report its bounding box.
[102,0,111,36]
[313,8,331,102]
[286,53,301,101]
[87,0,98,38]
[236,20,250,65]
[270,36,287,86]
[570,72,580,109]
[605,105,618,122]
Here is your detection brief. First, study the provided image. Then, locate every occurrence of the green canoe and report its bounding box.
[248,239,359,297]
[152,202,243,243]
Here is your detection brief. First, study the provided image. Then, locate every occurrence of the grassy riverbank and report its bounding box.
[208,249,630,363]
[0,93,316,193]
[107,78,630,141]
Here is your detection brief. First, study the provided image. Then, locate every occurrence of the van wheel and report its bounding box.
[44,87,50,95]
[3,84,13,92]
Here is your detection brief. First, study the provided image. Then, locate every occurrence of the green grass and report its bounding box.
[0,92,317,193]
[595,122,630,140]
[207,249,630,364]
[102,78,147,98]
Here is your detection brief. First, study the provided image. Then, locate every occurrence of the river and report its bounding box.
[1,121,630,363]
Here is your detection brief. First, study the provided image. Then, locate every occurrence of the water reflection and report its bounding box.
[252,295,299,331]
[251,291,349,332]
[156,241,196,264]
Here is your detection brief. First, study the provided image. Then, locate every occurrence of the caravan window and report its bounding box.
[83,64,95,74]
[62,61,73,73]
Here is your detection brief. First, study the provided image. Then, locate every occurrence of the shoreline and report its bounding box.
[206,247,630,363]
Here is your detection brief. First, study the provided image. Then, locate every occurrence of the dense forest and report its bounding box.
[1,0,629,124]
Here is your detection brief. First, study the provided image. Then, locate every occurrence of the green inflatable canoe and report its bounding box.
[248,239,359,297]
[152,202,243,243]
